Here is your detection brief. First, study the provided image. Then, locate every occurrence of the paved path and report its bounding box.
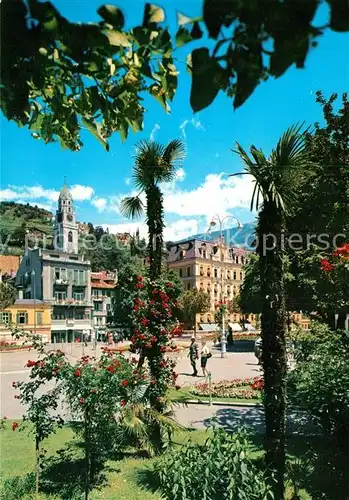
[0,342,261,420]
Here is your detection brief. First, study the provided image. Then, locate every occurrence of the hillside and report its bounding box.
[0,202,54,255]
[175,221,257,249]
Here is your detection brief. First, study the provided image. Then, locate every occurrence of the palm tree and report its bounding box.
[120,139,186,281]
[233,124,310,500]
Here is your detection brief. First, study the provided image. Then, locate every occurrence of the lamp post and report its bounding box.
[208,214,242,358]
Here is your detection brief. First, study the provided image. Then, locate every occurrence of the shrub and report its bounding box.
[288,328,349,440]
[0,474,35,500]
[154,429,274,500]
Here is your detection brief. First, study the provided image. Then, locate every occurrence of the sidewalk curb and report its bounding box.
[174,399,262,407]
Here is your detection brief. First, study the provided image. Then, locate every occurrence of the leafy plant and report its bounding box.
[154,428,274,500]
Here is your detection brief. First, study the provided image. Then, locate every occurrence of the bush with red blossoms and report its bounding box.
[129,274,182,410]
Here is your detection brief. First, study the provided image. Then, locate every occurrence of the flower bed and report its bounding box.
[0,341,32,352]
[190,377,263,400]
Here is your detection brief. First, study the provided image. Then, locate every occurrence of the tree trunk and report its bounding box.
[35,435,40,494]
[146,185,164,281]
[258,202,287,500]
[84,411,90,500]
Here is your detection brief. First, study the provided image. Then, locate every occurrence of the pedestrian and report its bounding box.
[201,341,211,377]
[188,336,198,376]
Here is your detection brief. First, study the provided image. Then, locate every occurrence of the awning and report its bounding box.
[244,323,256,331]
[199,323,220,332]
[228,322,242,332]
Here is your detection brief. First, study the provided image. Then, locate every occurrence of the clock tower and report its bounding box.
[53,182,78,253]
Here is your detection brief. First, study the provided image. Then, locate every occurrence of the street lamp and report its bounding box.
[208,214,242,358]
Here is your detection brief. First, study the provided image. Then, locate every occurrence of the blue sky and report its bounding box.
[1,0,349,241]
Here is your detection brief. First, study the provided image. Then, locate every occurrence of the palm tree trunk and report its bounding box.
[146,184,164,281]
[258,201,287,500]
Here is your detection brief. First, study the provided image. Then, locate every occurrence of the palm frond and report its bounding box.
[119,195,144,219]
[161,139,186,182]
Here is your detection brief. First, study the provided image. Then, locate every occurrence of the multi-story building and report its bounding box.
[91,271,117,337]
[167,238,252,329]
[0,298,51,342]
[15,183,93,342]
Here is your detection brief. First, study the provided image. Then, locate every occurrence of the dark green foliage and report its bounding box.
[154,428,274,500]
[2,1,349,147]
[288,324,349,442]
[0,474,36,500]
[0,281,16,310]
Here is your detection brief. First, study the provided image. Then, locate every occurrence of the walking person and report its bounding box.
[201,341,211,377]
[188,336,199,376]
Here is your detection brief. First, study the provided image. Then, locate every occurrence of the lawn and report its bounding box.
[168,386,262,405]
[1,420,348,500]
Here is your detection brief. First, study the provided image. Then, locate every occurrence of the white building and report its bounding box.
[16,183,93,342]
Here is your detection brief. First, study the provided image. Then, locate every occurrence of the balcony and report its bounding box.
[53,298,92,307]
[51,318,93,331]
[54,278,70,285]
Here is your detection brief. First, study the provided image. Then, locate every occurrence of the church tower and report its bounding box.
[53,183,78,253]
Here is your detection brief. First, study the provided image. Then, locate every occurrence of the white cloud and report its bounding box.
[70,184,94,201]
[91,197,107,212]
[164,173,254,218]
[179,117,205,140]
[164,219,199,241]
[125,178,131,186]
[150,123,160,142]
[175,168,186,182]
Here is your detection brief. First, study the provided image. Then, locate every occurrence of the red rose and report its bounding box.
[141,318,149,327]
[26,360,36,368]
[74,369,81,377]
[106,365,115,374]
[139,334,145,340]
[145,343,152,349]
[152,290,158,295]
[120,399,126,407]
[121,379,128,387]
[136,283,144,289]
[79,398,85,404]
[90,389,97,394]
[12,381,17,388]
[160,346,166,352]
[321,258,334,272]
[136,275,143,282]
[151,336,157,343]
[133,305,139,312]
[12,422,19,431]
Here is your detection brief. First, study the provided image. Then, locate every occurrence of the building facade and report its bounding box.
[91,271,117,338]
[15,184,93,342]
[0,299,51,342]
[167,238,253,328]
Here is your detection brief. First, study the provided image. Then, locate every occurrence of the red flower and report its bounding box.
[152,289,158,295]
[133,305,139,312]
[160,361,167,368]
[165,281,173,288]
[145,343,152,349]
[35,361,44,368]
[74,369,81,377]
[120,399,126,407]
[151,336,157,343]
[175,385,181,391]
[12,381,17,388]
[321,258,335,272]
[12,422,19,431]
[121,379,129,387]
[79,398,85,404]
[90,389,97,394]
[26,360,36,368]
[136,275,143,282]
[139,334,145,340]
[136,283,144,289]
[160,346,167,352]
[106,365,115,374]
[52,369,58,377]
[141,318,149,327]
[150,300,155,305]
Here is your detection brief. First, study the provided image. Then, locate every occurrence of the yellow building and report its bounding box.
[167,238,254,329]
[0,299,51,342]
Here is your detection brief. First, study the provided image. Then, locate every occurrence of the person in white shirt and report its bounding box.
[200,341,211,377]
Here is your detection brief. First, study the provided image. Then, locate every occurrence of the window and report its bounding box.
[17,312,28,324]
[187,266,191,277]
[233,271,237,280]
[227,286,231,296]
[73,292,84,301]
[179,250,184,259]
[179,268,183,277]
[55,268,67,281]
[200,282,204,291]
[241,256,245,265]
[68,231,73,242]
[24,291,31,299]
[233,286,237,296]
[36,312,43,325]
[94,302,103,311]
[240,271,243,280]
[0,312,12,324]
[235,255,239,264]
[207,268,211,277]
[54,291,67,300]
[202,250,207,259]
[200,266,204,276]
[75,311,84,320]
[227,270,231,279]
[214,268,218,278]
[96,317,104,326]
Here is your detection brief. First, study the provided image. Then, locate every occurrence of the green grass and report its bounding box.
[168,386,262,405]
[1,421,348,500]
[0,422,209,500]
